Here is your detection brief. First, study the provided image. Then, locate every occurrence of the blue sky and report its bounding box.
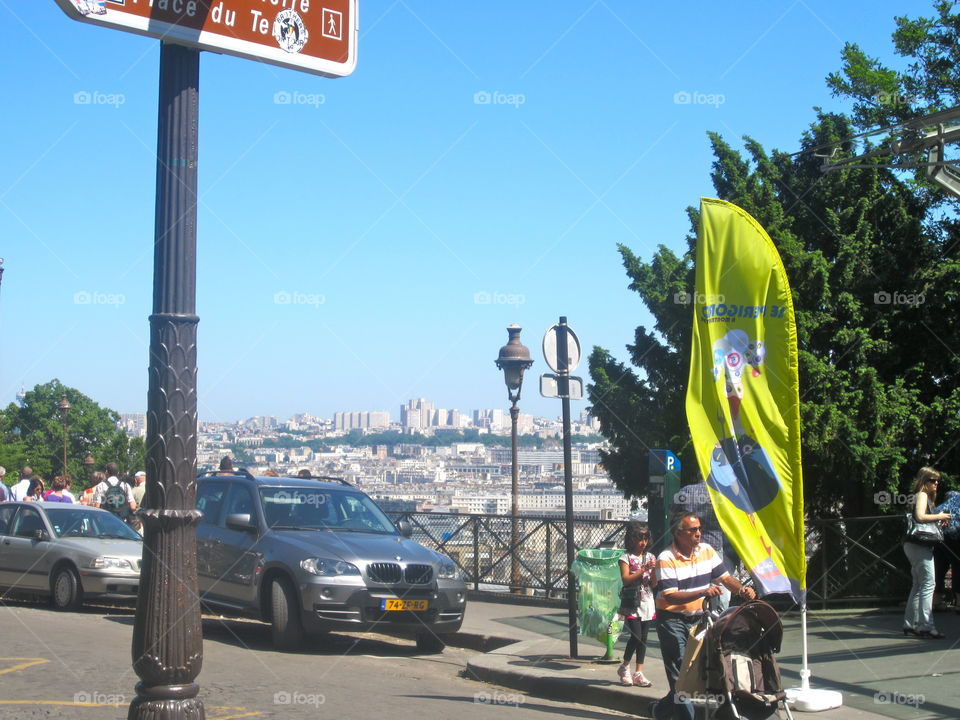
[1,1,911,424]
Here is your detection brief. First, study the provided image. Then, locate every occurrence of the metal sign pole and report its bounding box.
[558,316,578,659]
[130,41,205,720]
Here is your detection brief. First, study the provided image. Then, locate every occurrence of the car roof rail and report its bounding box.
[285,473,353,486]
[196,468,257,480]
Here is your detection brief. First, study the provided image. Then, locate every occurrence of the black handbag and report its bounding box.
[905,512,943,546]
[619,583,641,609]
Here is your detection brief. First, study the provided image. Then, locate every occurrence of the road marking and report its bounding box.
[0,657,49,675]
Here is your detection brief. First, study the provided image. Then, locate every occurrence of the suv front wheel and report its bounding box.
[270,576,304,651]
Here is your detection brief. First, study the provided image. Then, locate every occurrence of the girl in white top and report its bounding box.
[616,521,657,687]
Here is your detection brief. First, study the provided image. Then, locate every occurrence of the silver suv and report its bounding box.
[195,472,466,651]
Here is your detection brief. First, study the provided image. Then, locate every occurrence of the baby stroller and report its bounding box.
[702,600,793,720]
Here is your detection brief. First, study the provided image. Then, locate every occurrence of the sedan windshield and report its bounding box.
[45,508,142,541]
[259,487,396,534]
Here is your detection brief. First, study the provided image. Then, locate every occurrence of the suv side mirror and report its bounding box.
[396,520,412,538]
[225,513,257,533]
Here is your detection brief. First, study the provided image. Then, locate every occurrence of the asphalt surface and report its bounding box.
[0,597,625,720]
[2,595,958,719]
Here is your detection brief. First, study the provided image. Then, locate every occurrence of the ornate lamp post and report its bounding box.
[495,325,533,593]
[57,394,71,476]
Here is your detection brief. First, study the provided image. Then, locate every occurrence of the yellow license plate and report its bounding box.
[382,598,428,611]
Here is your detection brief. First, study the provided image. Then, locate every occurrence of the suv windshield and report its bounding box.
[259,487,397,534]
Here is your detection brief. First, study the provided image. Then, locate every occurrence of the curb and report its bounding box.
[464,638,657,718]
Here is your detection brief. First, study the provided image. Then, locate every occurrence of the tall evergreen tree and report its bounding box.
[589,111,960,518]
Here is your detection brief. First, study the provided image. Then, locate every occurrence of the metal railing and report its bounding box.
[386,511,916,607]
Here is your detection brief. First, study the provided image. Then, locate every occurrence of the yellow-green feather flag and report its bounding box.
[685,198,805,603]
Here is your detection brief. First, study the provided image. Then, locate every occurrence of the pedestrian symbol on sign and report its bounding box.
[323,9,343,40]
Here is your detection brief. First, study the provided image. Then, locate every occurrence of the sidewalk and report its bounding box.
[453,598,960,720]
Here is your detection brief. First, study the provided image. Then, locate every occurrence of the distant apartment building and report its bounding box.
[119,413,146,438]
[334,411,391,431]
[243,416,278,430]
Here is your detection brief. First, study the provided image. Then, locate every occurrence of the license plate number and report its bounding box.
[381,598,427,611]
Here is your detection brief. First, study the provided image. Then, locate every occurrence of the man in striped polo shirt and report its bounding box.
[654,512,755,720]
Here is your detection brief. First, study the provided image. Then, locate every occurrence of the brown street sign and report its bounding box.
[55,0,357,77]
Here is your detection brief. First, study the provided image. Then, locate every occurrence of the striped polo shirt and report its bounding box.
[656,542,729,615]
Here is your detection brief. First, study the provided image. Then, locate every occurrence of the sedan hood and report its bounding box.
[54,537,143,558]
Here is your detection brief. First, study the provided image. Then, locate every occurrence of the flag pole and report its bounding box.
[783,603,843,710]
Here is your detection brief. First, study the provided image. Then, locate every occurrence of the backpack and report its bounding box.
[102,479,131,520]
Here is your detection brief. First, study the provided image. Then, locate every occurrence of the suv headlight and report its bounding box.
[437,557,459,579]
[90,556,134,570]
[301,558,360,576]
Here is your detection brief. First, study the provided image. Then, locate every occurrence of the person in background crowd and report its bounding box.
[654,513,755,720]
[62,475,77,503]
[80,472,104,505]
[616,521,657,688]
[132,471,147,507]
[0,466,7,502]
[216,457,235,475]
[93,462,137,518]
[129,471,147,533]
[263,468,280,477]
[43,476,74,503]
[297,469,312,478]
[23,476,45,502]
[9,467,33,501]
[936,489,960,612]
[903,466,951,639]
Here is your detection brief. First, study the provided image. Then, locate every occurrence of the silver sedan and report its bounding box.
[0,501,142,609]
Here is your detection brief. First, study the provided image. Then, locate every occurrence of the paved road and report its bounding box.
[0,599,629,720]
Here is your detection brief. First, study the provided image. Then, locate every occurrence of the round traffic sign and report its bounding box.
[542,324,581,374]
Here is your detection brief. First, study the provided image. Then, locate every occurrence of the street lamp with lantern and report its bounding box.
[495,324,533,593]
[57,394,71,477]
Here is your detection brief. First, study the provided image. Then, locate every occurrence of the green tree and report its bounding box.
[589,112,960,518]
[0,379,139,484]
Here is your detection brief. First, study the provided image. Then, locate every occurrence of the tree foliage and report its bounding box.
[0,379,142,485]
[589,103,960,517]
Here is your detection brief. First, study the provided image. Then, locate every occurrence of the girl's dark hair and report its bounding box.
[625,520,649,549]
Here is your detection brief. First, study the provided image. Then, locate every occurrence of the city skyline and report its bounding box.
[2,3,906,422]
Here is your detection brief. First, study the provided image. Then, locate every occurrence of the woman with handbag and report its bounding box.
[903,466,951,638]
[617,521,657,687]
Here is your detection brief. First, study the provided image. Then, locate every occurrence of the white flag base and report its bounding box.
[785,669,843,712]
